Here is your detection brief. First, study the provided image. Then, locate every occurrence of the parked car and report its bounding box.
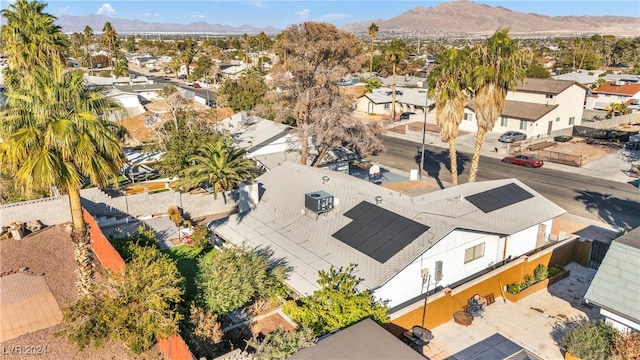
[192,83,201,88]
[400,111,415,120]
[162,76,171,81]
[178,74,187,80]
[498,131,527,143]
[501,154,543,168]
[185,81,194,86]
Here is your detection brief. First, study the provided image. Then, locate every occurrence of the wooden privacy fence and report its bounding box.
[82,209,193,360]
[537,150,583,167]
[83,208,125,274]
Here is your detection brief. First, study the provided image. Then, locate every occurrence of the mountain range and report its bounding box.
[56,1,640,37]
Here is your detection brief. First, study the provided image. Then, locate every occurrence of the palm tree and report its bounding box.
[100,21,119,70]
[0,0,68,87]
[427,48,471,186]
[0,68,126,296]
[242,33,251,64]
[178,37,197,78]
[468,28,532,182]
[385,40,408,122]
[174,136,261,202]
[368,22,379,76]
[83,25,94,48]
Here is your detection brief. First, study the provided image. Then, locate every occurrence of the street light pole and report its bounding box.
[205,70,210,107]
[419,81,429,180]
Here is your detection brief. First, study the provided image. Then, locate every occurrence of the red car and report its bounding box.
[501,154,543,168]
[192,83,201,88]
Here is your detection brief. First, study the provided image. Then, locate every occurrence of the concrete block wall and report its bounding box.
[0,196,72,227]
[80,187,237,220]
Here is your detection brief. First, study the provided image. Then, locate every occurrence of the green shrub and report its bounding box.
[534,264,549,282]
[561,320,616,359]
[549,265,564,277]
[522,274,535,289]
[506,283,521,294]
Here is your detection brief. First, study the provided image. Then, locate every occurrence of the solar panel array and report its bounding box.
[465,183,534,213]
[332,201,429,263]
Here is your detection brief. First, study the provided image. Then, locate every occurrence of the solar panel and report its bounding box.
[465,183,534,213]
[332,201,429,263]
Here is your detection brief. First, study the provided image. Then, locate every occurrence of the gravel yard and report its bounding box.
[0,225,163,360]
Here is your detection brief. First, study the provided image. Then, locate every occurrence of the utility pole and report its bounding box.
[419,72,429,180]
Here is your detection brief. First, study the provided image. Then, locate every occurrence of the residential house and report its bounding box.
[460,78,587,138]
[289,318,424,359]
[219,63,250,80]
[586,81,640,112]
[210,162,565,308]
[179,63,197,76]
[354,87,434,118]
[553,71,601,87]
[216,111,295,159]
[584,227,640,333]
[379,74,427,89]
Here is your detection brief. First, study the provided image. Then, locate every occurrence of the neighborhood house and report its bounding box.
[210,162,565,308]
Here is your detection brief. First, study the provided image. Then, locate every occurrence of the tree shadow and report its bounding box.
[414,149,471,189]
[253,245,294,278]
[574,190,640,229]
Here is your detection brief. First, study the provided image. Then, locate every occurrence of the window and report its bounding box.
[464,243,485,263]
[500,117,508,127]
[556,117,560,122]
[384,103,390,110]
[519,120,527,130]
[569,117,575,125]
[546,94,554,99]
[463,113,472,121]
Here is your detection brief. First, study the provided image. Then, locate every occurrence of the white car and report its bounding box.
[185,81,193,86]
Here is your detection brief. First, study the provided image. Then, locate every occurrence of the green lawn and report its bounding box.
[163,245,217,304]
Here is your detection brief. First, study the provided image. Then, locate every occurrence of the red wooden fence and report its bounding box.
[82,208,193,360]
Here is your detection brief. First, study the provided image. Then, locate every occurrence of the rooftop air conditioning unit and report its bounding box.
[305,191,334,213]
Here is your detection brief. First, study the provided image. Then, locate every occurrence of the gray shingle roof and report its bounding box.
[516,78,587,94]
[584,227,640,325]
[210,162,565,296]
[289,318,424,360]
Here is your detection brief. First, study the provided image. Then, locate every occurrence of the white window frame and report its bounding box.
[500,116,508,127]
[519,120,528,130]
[569,117,575,125]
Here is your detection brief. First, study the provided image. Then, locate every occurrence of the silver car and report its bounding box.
[498,131,527,143]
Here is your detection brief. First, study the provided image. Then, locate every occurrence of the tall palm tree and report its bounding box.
[0,68,126,296]
[427,48,471,186]
[368,22,379,76]
[468,28,531,182]
[242,33,251,64]
[100,21,119,70]
[83,25,94,48]
[0,0,68,87]
[174,136,261,202]
[385,39,408,122]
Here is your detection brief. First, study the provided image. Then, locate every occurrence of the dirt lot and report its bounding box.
[534,137,619,166]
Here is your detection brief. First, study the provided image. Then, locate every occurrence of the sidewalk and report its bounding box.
[383,120,639,185]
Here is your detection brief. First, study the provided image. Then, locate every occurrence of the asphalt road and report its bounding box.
[129,69,214,100]
[371,135,640,230]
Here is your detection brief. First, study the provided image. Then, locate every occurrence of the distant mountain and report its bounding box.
[341,1,640,37]
[56,15,281,35]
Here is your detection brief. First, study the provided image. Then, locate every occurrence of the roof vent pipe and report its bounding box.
[375,196,383,205]
[322,175,330,184]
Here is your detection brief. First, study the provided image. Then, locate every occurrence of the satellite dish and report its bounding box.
[369,165,381,175]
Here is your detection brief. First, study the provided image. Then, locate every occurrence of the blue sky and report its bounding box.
[7,0,640,29]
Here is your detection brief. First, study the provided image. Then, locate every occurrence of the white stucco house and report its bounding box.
[586,81,640,112]
[354,87,434,118]
[585,227,640,333]
[460,78,588,138]
[216,111,295,159]
[209,162,565,308]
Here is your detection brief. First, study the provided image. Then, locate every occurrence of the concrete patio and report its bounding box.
[421,262,601,360]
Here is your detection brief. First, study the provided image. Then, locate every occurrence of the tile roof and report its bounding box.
[210,162,565,296]
[592,82,640,96]
[585,226,640,326]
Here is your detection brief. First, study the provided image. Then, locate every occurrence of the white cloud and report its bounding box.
[57,6,70,15]
[295,9,310,20]
[143,12,151,17]
[192,13,206,19]
[318,13,350,22]
[96,3,116,16]
[249,2,267,8]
